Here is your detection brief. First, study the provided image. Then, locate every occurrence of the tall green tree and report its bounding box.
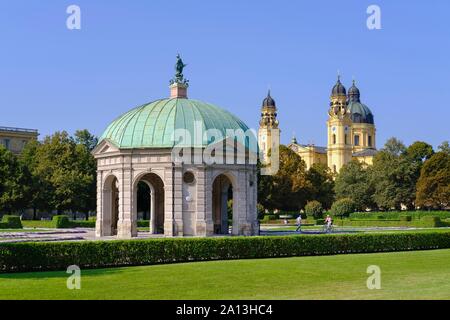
[383,137,407,157]
[416,152,450,209]
[0,146,30,214]
[19,139,51,219]
[306,163,334,209]
[371,139,419,210]
[334,160,375,211]
[438,141,450,155]
[73,129,99,152]
[406,141,434,163]
[33,131,97,218]
[258,145,310,211]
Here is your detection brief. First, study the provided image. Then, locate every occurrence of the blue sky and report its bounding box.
[0,0,449,148]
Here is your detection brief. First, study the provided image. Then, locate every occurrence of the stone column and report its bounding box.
[164,166,175,237]
[196,167,213,236]
[95,171,104,237]
[149,184,156,234]
[173,165,184,236]
[117,167,137,239]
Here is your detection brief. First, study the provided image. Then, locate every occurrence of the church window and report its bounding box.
[333,134,336,144]
[368,135,372,147]
[345,134,348,145]
[354,135,360,146]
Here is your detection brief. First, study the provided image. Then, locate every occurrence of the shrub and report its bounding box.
[0,231,449,273]
[52,215,71,229]
[400,215,412,222]
[330,199,356,218]
[350,211,450,220]
[137,220,150,228]
[1,215,22,229]
[305,201,324,219]
[261,215,278,223]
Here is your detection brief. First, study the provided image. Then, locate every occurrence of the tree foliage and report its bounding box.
[334,160,375,211]
[0,146,30,213]
[416,152,450,209]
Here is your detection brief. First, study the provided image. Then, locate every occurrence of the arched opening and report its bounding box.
[212,174,234,235]
[102,175,119,236]
[135,173,165,234]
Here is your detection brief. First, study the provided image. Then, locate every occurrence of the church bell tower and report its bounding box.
[327,76,353,173]
[258,91,280,165]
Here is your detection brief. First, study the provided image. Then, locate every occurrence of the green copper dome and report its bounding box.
[347,101,375,124]
[100,98,251,149]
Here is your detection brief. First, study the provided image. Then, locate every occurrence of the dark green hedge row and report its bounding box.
[0,216,22,229]
[349,211,450,220]
[335,216,449,228]
[1,231,449,273]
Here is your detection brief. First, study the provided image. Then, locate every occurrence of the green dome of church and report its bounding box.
[347,101,375,124]
[100,98,250,149]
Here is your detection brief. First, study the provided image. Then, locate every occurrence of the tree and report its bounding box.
[0,146,30,214]
[73,129,98,152]
[334,160,375,211]
[406,141,434,163]
[438,141,450,155]
[330,198,356,218]
[304,200,324,219]
[33,131,97,218]
[371,148,419,210]
[258,145,310,211]
[306,163,335,210]
[416,152,450,209]
[19,140,51,219]
[382,137,406,157]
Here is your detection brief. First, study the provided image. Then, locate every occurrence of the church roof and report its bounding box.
[352,149,378,157]
[99,98,251,149]
[347,101,375,124]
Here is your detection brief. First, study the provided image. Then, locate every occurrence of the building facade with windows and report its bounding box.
[258,77,377,173]
[0,126,39,155]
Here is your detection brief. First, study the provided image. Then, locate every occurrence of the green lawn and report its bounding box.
[0,249,449,300]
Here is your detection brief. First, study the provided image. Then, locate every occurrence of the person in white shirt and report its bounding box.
[295,215,302,233]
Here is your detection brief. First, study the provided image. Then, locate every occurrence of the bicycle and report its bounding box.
[323,223,334,233]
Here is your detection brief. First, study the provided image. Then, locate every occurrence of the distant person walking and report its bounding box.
[296,215,302,233]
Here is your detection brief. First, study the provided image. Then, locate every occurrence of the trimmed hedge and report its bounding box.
[350,211,450,220]
[1,231,449,273]
[52,216,71,228]
[334,216,449,228]
[0,216,22,229]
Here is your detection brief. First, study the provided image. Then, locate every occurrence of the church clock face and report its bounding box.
[344,126,349,133]
[332,126,336,132]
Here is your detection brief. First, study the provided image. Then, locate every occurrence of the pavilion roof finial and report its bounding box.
[170,54,189,98]
[170,54,189,87]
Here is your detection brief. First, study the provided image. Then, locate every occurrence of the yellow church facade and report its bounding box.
[259,77,377,173]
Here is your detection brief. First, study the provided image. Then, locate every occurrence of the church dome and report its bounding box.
[331,77,346,96]
[99,98,250,149]
[348,80,360,102]
[347,101,375,124]
[262,91,276,107]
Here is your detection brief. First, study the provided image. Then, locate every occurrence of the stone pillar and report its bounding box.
[149,184,156,234]
[173,165,184,236]
[95,171,104,237]
[196,167,213,236]
[164,166,175,237]
[117,168,137,239]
